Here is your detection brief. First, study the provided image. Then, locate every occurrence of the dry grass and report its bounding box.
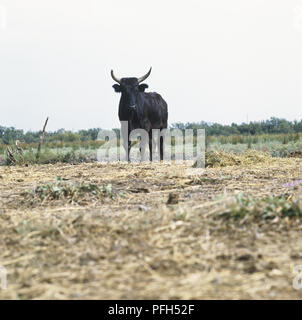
[0,154,302,299]
[194,149,272,168]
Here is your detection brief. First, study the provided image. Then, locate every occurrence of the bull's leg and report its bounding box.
[127,139,131,162]
[140,134,147,161]
[127,128,132,162]
[149,131,153,162]
[160,135,164,161]
[153,137,157,153]
[159,127,167,161]
[121,136,130,162]
[122,137,130,162]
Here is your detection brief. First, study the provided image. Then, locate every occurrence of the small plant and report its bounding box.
[218,193,302,221]
[175,210,188,221]
[25,178,116,204]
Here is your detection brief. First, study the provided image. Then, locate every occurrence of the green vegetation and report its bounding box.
[1,117,302,145]
[207,138,302,157]
[1,117,301,166]
[172,117,302,136]
[217,193,302,221]
[24,178,115,204]
[0,127,103,145]
[3,148,96,166]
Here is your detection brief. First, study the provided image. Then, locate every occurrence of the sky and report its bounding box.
[0,0,301,131]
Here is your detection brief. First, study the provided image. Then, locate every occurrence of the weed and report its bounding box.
[218,193,302,221]
[24,178,116,204]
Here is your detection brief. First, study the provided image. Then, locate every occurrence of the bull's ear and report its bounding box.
[112,84,121,92]
[139,84,148,92]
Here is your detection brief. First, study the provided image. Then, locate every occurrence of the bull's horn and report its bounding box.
[111,70,121,84]
[137,67,152,83]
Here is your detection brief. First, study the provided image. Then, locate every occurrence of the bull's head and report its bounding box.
[111,67,152,110]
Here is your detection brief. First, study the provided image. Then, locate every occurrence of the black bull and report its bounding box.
[111,67,168,161]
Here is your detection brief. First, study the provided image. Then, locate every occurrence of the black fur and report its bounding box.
[112,77,168,161]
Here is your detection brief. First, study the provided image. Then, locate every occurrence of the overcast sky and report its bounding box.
[0,0,301,131]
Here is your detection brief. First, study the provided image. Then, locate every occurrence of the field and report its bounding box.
[0,152,302,299]
[1,132,302,165]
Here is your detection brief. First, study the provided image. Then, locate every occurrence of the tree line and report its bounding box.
[0,127,104,145]
[1,117,302,144]
[171,117,302,136]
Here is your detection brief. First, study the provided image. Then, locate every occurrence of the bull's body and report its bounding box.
[111,69,168,161]
[127,92,167,130]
